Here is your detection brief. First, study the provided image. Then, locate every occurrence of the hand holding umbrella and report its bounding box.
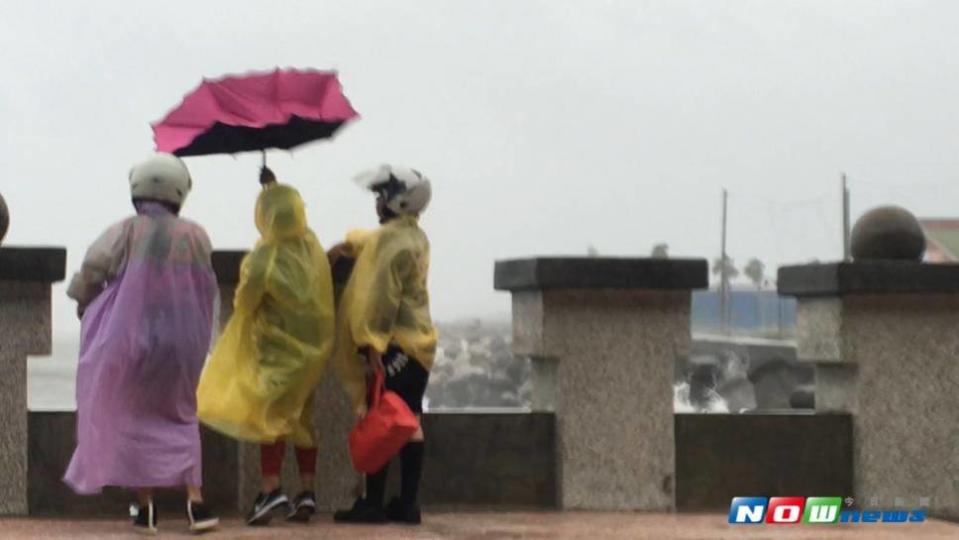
[259,167,277,187]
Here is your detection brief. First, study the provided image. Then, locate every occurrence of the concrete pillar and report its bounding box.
[211,251,357,513]
[0,247,66,515]
[494,257,707,510]
[779,261,959,520]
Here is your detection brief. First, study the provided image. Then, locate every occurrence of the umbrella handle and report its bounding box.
[259,150,277,187]
[261,149,267,168]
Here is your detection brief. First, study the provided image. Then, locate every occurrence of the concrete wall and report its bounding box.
[0,247,65,515]
[27,413,239,516]
[0,282,50,515]
[29,409,863,515]
[496,257,709,511]
[27,411,556,516]
[781,262,959,521]
[675,413,853,511]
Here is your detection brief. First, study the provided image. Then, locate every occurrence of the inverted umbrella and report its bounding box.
[152,68,358,166]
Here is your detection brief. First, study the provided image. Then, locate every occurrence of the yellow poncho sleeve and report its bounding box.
[331,218,437,409]
[350,246,413,354]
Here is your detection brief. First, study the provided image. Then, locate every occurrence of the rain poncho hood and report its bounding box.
[333,215,437,408]
[64,202,217,493]
[197,183,334,447]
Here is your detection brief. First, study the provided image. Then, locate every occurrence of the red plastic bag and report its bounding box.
[348,369,419,474]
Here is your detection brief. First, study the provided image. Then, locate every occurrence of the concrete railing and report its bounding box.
[5,247,942,519]
[27,407,856,516]
[494,257,708,510]
[779,261,959,521]
[27,410,558,516]
[0,247,66,514]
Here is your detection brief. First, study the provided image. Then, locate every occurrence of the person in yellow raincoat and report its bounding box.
[330,164,437,526]
[196,168,334,526]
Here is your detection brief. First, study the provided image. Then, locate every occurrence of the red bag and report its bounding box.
[348,369,419,474]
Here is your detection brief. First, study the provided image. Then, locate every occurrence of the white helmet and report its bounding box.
[353,164,432,216]
[129,153,192,207]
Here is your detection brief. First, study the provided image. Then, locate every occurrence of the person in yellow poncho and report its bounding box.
[196,168,334,526]
[330,165,437,526]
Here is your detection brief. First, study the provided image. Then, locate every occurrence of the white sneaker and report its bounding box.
[131,502,158,536]
[187,500,219,533]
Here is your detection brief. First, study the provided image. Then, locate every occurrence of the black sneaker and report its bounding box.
[246,488,290,526]
[286,491,317,523]
[385,497,422,525]
[131,502,158,536]
[333,497,388,524]
[187,501,219,533]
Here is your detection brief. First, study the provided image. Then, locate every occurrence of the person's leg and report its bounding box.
[366,462,389,508]
[137,488,153,507]
[399,422,425,507]
[186,485,219,532]
[333,353,389,524]
[133,488,158,533]
[386,348,429,523]
[287,446,319,523]
[248,441,291,526]
[294,446,317,492]
[294,393,318,493]
[260,441,286,493]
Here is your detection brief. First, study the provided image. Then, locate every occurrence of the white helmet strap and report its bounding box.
[371,173,406,201]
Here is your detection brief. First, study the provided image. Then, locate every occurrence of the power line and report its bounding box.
[842,173,850,261]
[852,177,959,192]
[715,185,844,271]
[732,191,834,211]
[720,188,729,334]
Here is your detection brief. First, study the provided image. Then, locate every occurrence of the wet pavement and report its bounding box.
[1,512,957,539]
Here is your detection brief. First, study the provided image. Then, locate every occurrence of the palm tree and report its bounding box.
[712,255,739,281]
[744,258,765,289]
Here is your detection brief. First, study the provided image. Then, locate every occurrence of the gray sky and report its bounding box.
[3,0,959,351]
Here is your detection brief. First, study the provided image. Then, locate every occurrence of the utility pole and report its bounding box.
[842,173,851,260]
[720,188,729,334]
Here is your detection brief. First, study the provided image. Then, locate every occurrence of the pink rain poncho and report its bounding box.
[64,202,217,494]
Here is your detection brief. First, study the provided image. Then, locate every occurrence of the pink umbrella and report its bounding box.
[153,68,358,164]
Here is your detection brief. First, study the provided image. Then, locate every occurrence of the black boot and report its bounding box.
[333,497,388,524]
[386,442,424,524]
[333,466,389,524]
[385,496,421,525]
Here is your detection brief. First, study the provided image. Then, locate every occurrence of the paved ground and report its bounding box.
[1,513,957,539]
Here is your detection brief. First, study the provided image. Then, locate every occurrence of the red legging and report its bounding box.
[260,441,318,477]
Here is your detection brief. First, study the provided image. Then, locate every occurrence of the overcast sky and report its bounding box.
[3,1,959,352]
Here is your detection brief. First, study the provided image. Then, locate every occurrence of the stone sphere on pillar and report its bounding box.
[850,205,926,261]
[0,192,8,245]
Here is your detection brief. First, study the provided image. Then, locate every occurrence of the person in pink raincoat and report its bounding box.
[64,153,219,535]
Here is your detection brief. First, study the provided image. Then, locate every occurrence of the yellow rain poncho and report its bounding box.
[198,183,334,447]
[333,215,438,408]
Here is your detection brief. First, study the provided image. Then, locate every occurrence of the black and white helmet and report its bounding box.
[129,153,193,206]
[353,164,432,216]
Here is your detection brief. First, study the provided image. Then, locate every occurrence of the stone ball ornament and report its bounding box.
[0,191,8,245]
[850,205,926,261]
